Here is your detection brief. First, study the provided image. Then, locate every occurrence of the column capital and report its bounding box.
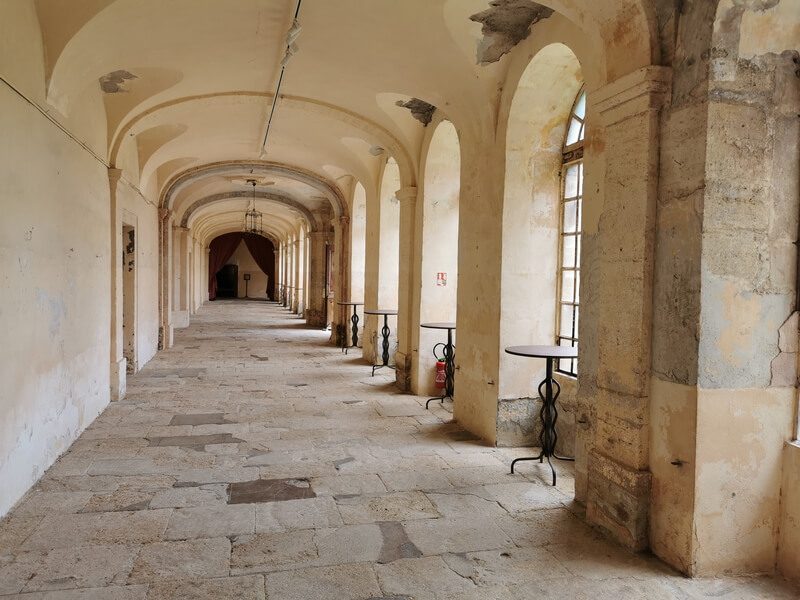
[108,167,123,186]
[592,66,672,127]
[338,215,351,226]
[395,186,418,203]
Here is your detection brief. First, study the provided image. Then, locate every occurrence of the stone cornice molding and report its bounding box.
[593,66,672,127]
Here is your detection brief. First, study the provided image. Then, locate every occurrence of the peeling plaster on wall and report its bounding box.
[771,311,798,387]
[395,98,437,126]
[99,70,137,94]
[469,0,554,65]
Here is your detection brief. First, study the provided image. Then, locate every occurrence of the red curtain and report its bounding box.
[243,233,276,300]
[208,233,244,300]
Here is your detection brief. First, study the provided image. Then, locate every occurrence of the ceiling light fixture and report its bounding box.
[259,1,303,159]
[244,179,264,235]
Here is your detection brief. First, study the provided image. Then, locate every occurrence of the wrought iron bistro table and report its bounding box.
[364,309,398,376]
[421,322,456,409]
[337,301,364,354]
[505,345,578,486]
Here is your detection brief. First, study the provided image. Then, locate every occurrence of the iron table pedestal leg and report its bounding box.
[510,357,574,486]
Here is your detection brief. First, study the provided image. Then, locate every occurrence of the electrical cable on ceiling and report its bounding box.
[260,0,303,159]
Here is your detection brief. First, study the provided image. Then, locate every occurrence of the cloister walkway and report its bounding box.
[0,301,797,599]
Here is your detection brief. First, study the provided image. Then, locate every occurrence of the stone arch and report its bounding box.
[161,160,348,220]
[412,115,461,396]
[180,192,318,232]
[497,43,584,406]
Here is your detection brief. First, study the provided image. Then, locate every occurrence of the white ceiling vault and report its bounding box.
[31,0,658,243]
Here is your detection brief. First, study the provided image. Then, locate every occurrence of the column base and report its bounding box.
[305,309,325,328]
[172,310,190,328]
[394,351,411,391]
[586,449,651,551]
[110,358,127,401]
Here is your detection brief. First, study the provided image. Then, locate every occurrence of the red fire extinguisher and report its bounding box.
[434,360,446,389]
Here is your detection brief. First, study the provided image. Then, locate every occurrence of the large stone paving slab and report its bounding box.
[0,301,797,599]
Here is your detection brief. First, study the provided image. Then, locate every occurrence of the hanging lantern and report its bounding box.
[244,179,264,235]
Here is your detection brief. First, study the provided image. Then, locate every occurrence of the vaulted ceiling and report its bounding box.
[26,0,657,244]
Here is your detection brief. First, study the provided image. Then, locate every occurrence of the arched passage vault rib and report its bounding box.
[163,161,347,221]
[109,92,417,194]
[181,191,318,232]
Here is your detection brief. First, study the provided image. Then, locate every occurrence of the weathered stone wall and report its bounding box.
[779,442,800,581]
[649,0,800,577]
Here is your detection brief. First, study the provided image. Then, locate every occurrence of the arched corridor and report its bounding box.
[3,0,800,596]
[0,301,794,598]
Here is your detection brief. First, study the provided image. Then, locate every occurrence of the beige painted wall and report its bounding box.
[0,80,112,517]
[0,1,162,517]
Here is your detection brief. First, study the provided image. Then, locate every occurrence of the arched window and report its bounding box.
[556,89,586,376]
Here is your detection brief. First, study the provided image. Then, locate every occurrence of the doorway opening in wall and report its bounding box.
[555,88,586,378]
[208,233,276,301]
[216,264,239,298]
[122,225,136,374]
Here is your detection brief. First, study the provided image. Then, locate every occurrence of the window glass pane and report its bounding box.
[559,304,574,338]
[576,199,582,232]
[574,92,586,120]
[562,235,576,268]
[563,200,577,233]
[564,165,580,198]
[575,271,580,300]
[575,235,581,267]
[561,270,575,302]
[566,118,583,145]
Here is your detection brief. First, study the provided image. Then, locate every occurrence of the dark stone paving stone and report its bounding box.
[286,382,308,387]
[145,368,207,378]
[169,413,229,426]
[448,430,481,442]
[228,478,316,504]
[147,433,244,447]
[333,457,355,470]
[377,521,422,564]
[250,354,270,361]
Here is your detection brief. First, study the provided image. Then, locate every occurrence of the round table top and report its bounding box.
[505,345,578,359]
[365,309,398,315]
[337,301,364,306]
[420,322,456,330]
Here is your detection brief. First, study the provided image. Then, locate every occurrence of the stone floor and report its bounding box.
[1,300,798,599]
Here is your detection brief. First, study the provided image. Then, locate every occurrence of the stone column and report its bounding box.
[292,237,301,313]
[578,66,671,550]
[204,247,210,303]
[649,43,800,576]
[394,186,418,390]
[362,185,381,363]
[330,215,351,346]
[158,208,174,350]
[171,226,190,328]
[108,168,126,400]
[296,232,306,314]
[282,240,290,307]
[306,230,328,327]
